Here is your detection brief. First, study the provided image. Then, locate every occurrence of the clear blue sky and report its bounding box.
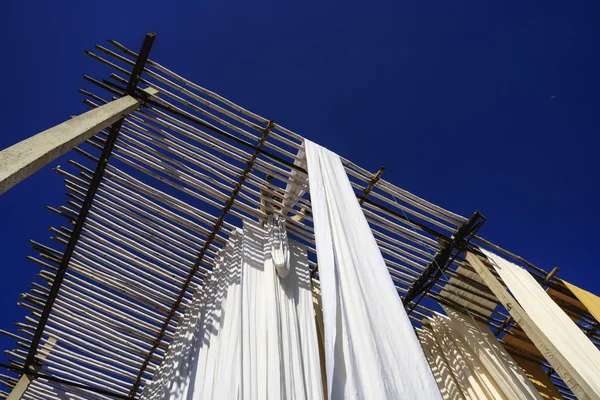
[0,0,598,356]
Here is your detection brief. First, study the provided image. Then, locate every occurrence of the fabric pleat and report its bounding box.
[510,355,563,400]
[418,308,542,400]
[141,221,323,400]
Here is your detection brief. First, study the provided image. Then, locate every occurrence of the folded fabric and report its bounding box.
[267,215,291,279]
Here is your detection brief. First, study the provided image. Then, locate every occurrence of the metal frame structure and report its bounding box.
[0,33,597,399]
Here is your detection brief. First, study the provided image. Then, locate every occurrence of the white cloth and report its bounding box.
[419,308,542,400]
[140,230,244,400]
[305,139,441,400]
[139,283,205,400]
[417,327,463,400]
[241,221,268,400]
[483,249,600,398]
[270,224,324,399]
[204,233,243,398]
[141,223,323,400]
[267,215,291,279]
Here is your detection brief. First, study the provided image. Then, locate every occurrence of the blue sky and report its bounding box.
[0,0,599,355]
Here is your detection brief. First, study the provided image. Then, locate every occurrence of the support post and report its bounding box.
[544,266,560,285]
[21,33,157,376]
[7,337,56,400]
[358,166,385,205]
[0,95,142,194]
[466,251,597,400]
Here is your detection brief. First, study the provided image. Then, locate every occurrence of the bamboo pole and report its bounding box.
[83,50,466,226]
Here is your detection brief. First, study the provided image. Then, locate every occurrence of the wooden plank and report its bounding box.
[8,337,57,400]
[466,251,598,400]
[0,95,142,194]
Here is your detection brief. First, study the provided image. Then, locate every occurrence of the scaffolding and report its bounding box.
[0,33,597,400]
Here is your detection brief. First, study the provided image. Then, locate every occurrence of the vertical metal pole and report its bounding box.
[21,33,157,375]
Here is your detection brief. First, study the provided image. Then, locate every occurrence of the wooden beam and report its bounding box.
[8,337,56,400]
[358,166,385,205]
[466,251,597,400]
[544,266,560,284]
[0,95,142,194]
[403,211,485,308]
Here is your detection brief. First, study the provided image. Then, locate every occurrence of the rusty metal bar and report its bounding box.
[128,120,275,396]
[21,33,157,374]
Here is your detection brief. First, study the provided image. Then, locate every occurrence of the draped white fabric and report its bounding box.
[417,325,466,400]
[418,308,541,400]
[305,139,441,400]
[140,230,244,400]
[483,249,600,398]
[267,214,291,279]
[141,221,323,400]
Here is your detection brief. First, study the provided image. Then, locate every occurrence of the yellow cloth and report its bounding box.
[562,280,600,323]
[510,355,563,400]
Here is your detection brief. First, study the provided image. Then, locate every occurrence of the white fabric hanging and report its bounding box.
[139,283,205,400]
[427,314,487,399]
[418,308,542,400]
[241,221,268,400]
[243,219,324,400]
[443,307,541,400]
[267,215,291,279]
[141,222,323,400]
[270,224,324,399]
[204,233,243,398]
[140,230,243,400]
[417,327,463,400]
[141,230,245,400]
[305,139,441,400]
[483,249,600,398]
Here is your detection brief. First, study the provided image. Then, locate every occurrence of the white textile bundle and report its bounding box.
[305,139,441,400]
[141,222,323,400]
[418,308,542,400]
[267,214,291,279]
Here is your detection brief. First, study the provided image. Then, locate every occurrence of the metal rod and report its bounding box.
[22,33,156,374]
[128,120,275,396]
[404,211,486,309]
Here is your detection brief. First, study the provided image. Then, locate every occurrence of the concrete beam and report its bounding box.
[0,95,142,194]
[466,251,597,400]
